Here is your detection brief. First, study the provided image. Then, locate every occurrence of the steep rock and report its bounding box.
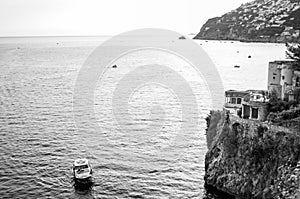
[205,111,300,198]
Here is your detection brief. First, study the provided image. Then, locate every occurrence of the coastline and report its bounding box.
[193,37,292,44]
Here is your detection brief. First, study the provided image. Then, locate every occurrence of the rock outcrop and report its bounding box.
[194,0,300,42]
[205,110,300,198]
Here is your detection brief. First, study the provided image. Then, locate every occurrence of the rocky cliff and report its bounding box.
[205,111,300,198]
[194,0,300,42]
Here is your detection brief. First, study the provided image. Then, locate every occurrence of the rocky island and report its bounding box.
[194,0,300,43]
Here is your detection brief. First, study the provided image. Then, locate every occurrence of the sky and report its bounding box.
[0,0,252,36]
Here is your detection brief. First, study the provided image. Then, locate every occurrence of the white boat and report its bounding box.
[72,159,93,183]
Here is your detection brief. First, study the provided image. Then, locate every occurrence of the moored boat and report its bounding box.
[72,159,93,184]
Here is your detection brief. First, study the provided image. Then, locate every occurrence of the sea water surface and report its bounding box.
[0,36,287,198]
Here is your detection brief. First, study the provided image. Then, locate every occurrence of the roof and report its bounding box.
[74,159,89,166]
[242,101,268,107]
[225,90,249,98]
[246,90,268,94]
[294,70,300,76]
[269,60,295,65]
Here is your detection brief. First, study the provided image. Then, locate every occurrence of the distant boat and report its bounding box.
[112,65,117,68]
[178,36,186,40]
[248,55,252,58]
[234,65,241,68]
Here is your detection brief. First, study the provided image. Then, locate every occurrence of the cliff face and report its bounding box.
[205,111,300,198]
[195,0,300,42]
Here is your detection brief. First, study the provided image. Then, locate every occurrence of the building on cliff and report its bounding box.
[224,90,249,115]
[268,60,300,101]
[224,60,300,122]
[224,90,268,121]
[241,100,268,121]
[240,90,268,121]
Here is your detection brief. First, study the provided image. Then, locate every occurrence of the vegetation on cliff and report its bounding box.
[205,111,300,198]
[286,42,300,69]
[267,108,300,131]
[194,0,300,42]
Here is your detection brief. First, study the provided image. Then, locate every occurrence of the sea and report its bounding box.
[0,35,287,199]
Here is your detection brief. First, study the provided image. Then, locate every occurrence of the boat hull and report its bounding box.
[74,176,93,187]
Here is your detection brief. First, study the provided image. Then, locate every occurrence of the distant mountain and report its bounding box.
[194,0,300,42]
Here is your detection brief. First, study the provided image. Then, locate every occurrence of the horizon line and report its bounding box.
[0,34,115,38]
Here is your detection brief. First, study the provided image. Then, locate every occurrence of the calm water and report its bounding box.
[0,36,286,198]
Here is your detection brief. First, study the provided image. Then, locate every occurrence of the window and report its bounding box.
[237,98,242,104]
[282,76,285,80]
[252,108,258,119]
[75,165,88,170]
[231,98,237,104]
[296,77,300,87]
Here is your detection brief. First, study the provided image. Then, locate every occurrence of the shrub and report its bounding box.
[268,100,290,113]
[267,108,300,123]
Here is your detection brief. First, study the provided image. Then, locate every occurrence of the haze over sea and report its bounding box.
[0,36,287,198]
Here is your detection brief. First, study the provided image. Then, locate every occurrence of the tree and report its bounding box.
[269,89,279,104]
[294,88,300,103]
[286,42,300,70]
